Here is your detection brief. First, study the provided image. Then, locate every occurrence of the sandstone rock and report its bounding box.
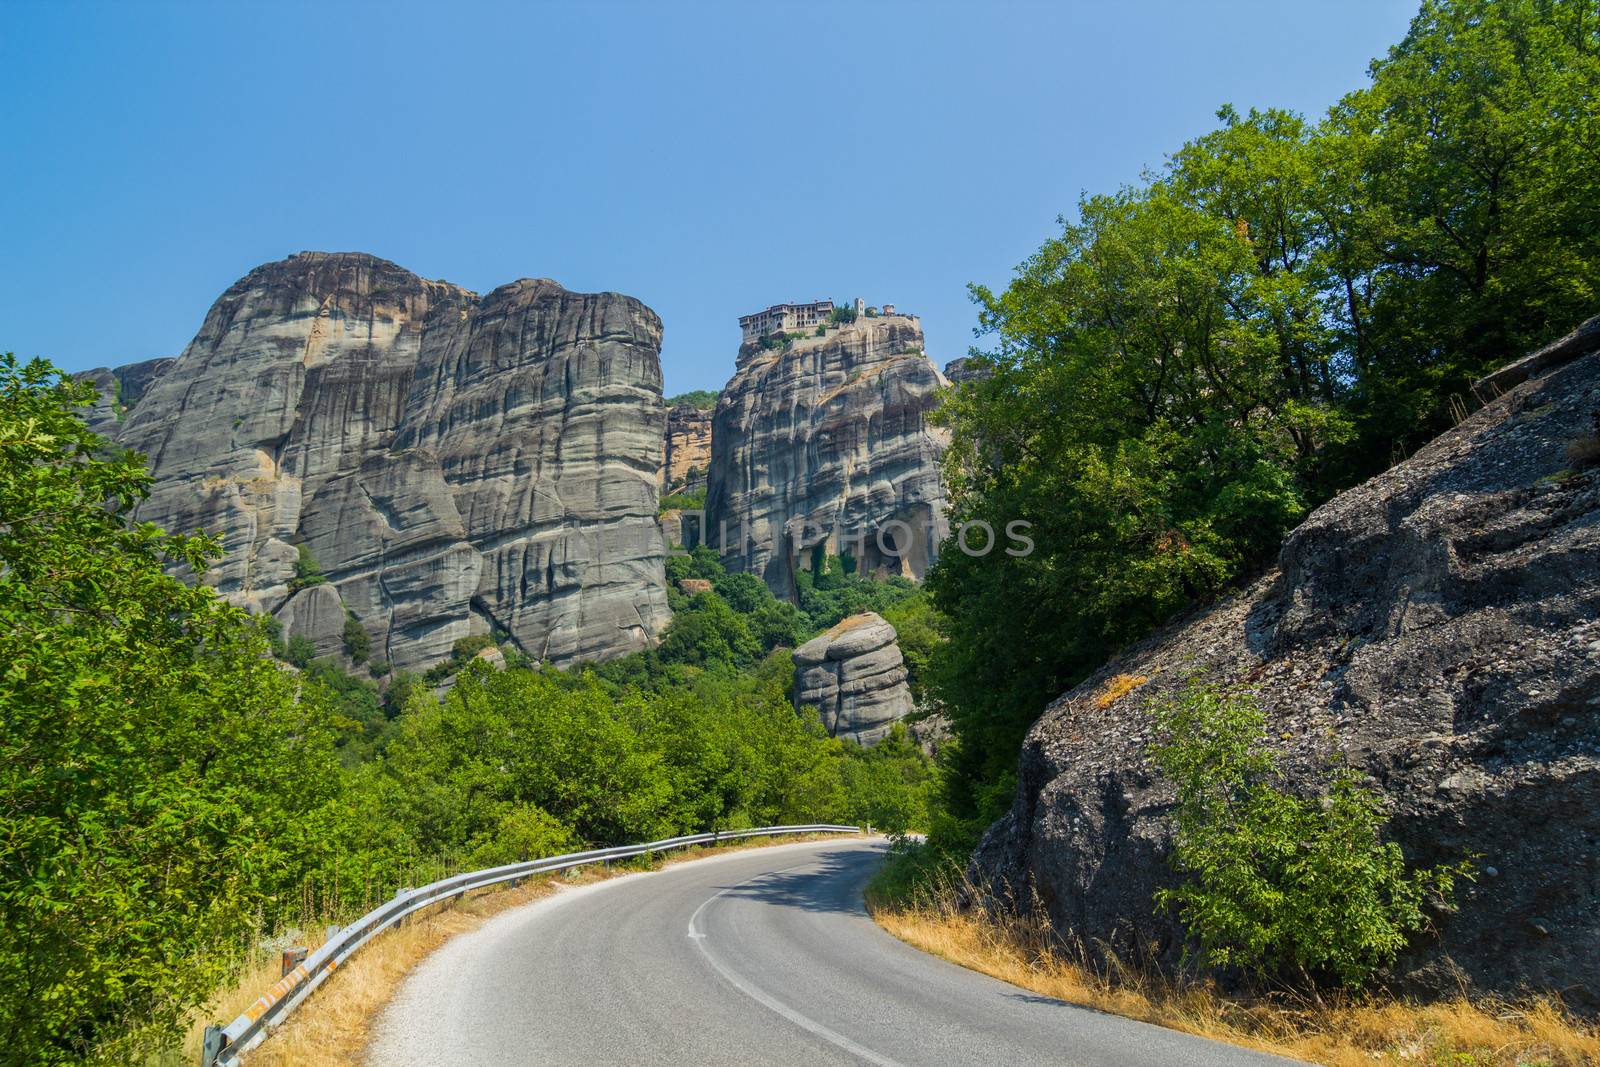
[662,401,713,491]
[706,315,948,599]
[103,251,670,673]
[677,578,713,596]
[473,645,507,671]
[392,276,669,669]
[793,612,915,745]
[971,321,1600,1005]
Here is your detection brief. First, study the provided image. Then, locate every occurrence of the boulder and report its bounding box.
[793,613,915,745]
[276,583,347,661]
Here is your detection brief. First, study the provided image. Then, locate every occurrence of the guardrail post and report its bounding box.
[200,1024,225,1067]
[281,946,307,976]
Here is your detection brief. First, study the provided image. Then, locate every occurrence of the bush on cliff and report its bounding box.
[1149,682,1471,990]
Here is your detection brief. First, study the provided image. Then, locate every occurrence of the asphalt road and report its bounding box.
[366,837,1298,1067]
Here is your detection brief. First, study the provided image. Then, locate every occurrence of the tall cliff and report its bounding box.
[971,318,1600,1005]
[705,315,948,599]
[105,252,670,672]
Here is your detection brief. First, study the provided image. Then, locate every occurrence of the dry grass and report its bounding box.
[181,833,853,1067]
[1565,433,1600,468]
[872,897,1599,1066]
[1095,672,1150,709]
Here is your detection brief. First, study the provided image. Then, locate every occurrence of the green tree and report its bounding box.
[285,632,317,668]
[342,614,371,664]
[657,591,761,669]
[1320,0,1600,478]
[370,669,676,848]
[0,356,341,1064]
[664,389,718,409]
[928,0,1600,833]
[1149,682,1470,989]
[935,178,1317,823]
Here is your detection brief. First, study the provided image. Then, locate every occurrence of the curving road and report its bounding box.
[367,837,1296,1067]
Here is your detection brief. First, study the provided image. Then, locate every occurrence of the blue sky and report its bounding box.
[2,0,1416,395]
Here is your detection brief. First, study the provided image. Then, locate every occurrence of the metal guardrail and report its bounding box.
[202,824,864,1066]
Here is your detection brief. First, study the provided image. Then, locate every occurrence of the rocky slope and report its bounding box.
[662,400,713,492]
[971,319,1600,1005]
[105,252,670,672]
[705,315,948,599]
[793,612,915,745]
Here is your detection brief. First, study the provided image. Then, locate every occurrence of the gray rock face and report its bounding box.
[794,612,915,745]
[941,356,990,386]
[971,321,1600,1005]
[276,583,349,661]
[77,357,176,438]
[706,315,948,600]
[104,251,670,672]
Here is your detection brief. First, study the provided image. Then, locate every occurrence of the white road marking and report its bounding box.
[687,863,910,1067]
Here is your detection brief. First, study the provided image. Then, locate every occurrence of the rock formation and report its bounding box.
[78,356,176,438]
[793,612,915,745]
[662,400,713,492]
[941,356,990,386]
[971,318,1600,1005]
[705,314,948,599]
[102,251,670,673]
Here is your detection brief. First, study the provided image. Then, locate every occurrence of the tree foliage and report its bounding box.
[664,389,718,410]
[930,0,1600,830]
[0,356,342,1065]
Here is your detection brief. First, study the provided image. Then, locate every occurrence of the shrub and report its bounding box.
[1565,411,1600,467]
[285,633,317,668]
[422,633,498,683]
[468,804,572,867]
[665,389,718,410]
[659,487,706,514]
[1148,682,1470,990]
[342,614,371,664]
[288,543,326,592]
